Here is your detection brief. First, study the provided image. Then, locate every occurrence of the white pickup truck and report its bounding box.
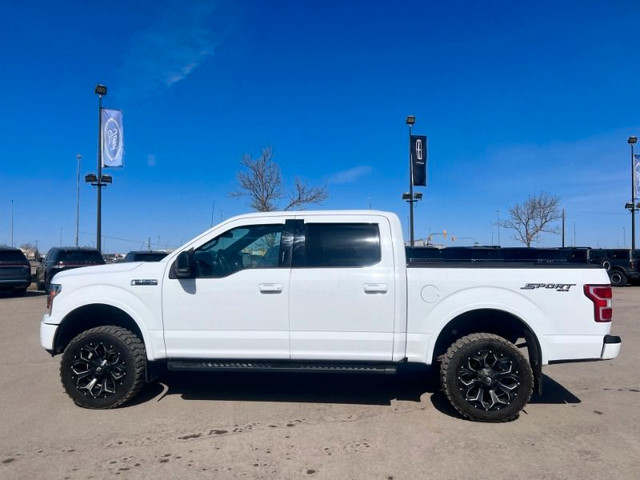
[40,211,621,422]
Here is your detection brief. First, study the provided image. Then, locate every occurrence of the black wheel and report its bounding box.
[602,260,612,271]
[12,287,27,297]
[440,333,533,422]
[609,270,627,287]
[60,326,146,409]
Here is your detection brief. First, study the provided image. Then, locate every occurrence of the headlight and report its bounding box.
[47,284,62,313]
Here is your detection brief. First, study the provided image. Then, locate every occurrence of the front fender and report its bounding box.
[52,284,164,361]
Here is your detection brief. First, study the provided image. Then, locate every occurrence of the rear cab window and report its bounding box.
[293,222,381,268]
[0,250,29,264]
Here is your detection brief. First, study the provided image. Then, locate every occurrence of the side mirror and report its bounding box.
[174,250,193,278]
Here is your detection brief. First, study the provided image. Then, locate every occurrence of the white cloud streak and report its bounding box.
[327,165,373,184]
[118,1,218,99]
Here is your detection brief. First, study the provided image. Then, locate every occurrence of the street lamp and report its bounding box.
[85,84,109,252]
[629,135,637,252]
[406,115,416,246]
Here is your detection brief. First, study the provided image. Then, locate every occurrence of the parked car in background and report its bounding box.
[122,250,168,262]
[500,247,568,264]
[559,247,639,287]
[0,247,32,296]
[36,248,105,291]
[588,248,640,287]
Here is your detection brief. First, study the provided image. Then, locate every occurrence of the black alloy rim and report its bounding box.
[70,341,127,398]
[456,348,521,411]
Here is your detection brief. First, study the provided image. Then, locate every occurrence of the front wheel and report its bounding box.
[60,326,146,409]
[440,333,533,422]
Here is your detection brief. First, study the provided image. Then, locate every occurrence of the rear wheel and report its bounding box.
[60,326,146,409]
[440,333,533,422]
[609,270,627,287]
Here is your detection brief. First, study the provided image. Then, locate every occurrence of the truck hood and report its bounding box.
[52,261,167,283]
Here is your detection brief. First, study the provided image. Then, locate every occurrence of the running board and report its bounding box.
[167,360,398,375]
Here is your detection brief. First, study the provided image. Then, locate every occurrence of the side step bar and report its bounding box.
[167,360,398,375]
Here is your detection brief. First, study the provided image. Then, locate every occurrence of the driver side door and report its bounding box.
[162,218,292,359]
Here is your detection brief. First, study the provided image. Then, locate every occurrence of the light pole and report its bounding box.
[75,154,81,247]
[87,84,109,252]
[10,200,14,247]
[628,136,638,252]
[406,115,416,246]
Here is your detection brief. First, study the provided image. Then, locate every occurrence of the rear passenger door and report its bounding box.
[288,215,396,361]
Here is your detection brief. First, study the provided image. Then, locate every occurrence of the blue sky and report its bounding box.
[1,0,639,252]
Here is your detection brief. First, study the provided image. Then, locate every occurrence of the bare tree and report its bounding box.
[499,192,561,247]
[231,147,328,212]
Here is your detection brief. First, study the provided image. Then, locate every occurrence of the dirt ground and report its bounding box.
[0,288,638,479]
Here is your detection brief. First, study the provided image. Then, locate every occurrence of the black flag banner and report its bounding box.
[411,135,427,186]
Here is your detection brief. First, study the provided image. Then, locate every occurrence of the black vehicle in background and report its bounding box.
[500,247,568,264]
[36,248,105,291]
[407,245,638,286]
[586,248,640,287]
[122,251,168,262]
[0,247,32,296]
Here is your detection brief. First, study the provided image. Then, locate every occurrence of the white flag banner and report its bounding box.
[102,108,124,168]
[635,154,640,198]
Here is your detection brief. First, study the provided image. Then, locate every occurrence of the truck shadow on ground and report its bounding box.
[134,365,580,419]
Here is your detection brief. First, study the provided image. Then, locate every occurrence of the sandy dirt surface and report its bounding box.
[0,288,638,479]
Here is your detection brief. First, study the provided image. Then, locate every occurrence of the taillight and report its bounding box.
[583,284,612,322]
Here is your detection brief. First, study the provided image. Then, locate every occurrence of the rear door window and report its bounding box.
[294,223,381,268]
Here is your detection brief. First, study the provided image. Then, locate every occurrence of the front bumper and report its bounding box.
[40,313,59,354]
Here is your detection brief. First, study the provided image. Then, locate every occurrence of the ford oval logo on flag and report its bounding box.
[101,108,124,168]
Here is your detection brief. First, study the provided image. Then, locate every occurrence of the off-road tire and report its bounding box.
[440,333,533,422]
[60,326,146,409]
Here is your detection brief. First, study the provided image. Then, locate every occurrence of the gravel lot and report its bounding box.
[0,288,638,479]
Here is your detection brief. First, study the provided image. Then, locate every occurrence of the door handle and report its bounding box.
[363,283,388,294]
[259,283,283,294]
